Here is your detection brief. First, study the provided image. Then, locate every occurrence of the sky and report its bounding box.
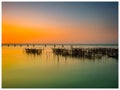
[2,2,118,44]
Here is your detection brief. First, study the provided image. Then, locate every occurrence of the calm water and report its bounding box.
[2,45,118,88]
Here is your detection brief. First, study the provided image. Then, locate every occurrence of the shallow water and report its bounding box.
[2,45,118,88]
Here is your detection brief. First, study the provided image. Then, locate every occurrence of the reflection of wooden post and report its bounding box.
[14,44,16,47]
[65,56,67,61]
[33,44,35,47]
[27,44,29,47]
[20,44,22,47]
[57,55,59,63]
[8,44,9,47]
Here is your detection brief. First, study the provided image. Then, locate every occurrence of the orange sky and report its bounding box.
[2,2,118,44]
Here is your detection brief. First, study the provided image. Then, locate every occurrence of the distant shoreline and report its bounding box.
[2,43,118,46]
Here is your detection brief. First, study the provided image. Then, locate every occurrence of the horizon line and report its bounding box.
[1,43,118,45]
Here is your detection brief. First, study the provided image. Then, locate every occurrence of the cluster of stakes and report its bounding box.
[25,48,42,55]
[53,48,118,60]
[24,47,118,60]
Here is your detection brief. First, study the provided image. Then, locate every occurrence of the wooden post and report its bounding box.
[62,44,64,48]
[54,44,56,48]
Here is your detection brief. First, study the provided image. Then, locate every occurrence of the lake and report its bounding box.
[2,44,118,88]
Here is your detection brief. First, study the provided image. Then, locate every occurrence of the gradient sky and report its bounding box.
[2,2,118,44]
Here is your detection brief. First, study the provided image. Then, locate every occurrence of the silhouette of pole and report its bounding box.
[54,44,56,48]
[71,45,73,49]
[62,44,64,48]
[45,44,46,47]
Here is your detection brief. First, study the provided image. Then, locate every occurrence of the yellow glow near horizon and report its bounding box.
[2,2,118,44]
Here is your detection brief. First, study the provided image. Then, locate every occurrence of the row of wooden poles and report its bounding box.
[53,48,118,60]
[2,44,66,47]
[24,47,118,60]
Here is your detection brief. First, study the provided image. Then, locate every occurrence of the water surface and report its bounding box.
[2,45,118,88]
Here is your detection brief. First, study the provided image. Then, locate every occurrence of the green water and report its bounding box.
[2,45,118,88]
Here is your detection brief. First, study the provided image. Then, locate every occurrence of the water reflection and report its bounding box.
[2,46,118,88]
[24,47,118,61]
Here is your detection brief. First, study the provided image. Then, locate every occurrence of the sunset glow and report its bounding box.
[2,2,118,44]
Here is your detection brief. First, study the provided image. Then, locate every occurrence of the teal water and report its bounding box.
[2,45,118,88]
